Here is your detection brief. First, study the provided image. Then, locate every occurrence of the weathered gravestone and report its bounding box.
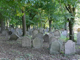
[49,40,63,54]
[49,37,57,44]
[39,28,44,33]
[16,28,23,36]
[32,33,43,39]
[49,33,54,39]
[32,29,38,38]
[43,34,49,42]
[65,40,75,55]
[33,37,44,48]
[9,33,19,40]
[54,30,60,38]
[22,36,31,47]
[28,29,33,35]
[77,32,80,45]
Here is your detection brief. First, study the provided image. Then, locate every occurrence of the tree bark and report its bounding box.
[69,20,74,40]
[1,20,5,32]
[49,20,52,31]
[22,10,26,36]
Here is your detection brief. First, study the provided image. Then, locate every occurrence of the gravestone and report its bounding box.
[77,32,80,45]
[61,30,68,37]
[28,29,33,35]
[32,29,38,38]
[49,40,63,54]
[54,30,60,38]
[39,28,44,33]
[9,33,19,40]
[32,33,43,39]
[16,28,23,36]
[49,37,58,44]
[33,37,43,48]
[65,40,75,55]
[43,34,49,42]
[22,36,31,47]
[49,33,54,39]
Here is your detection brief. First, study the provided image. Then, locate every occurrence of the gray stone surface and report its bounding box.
[22,36,31,47]
[49,40,62,54]
[2,30,8,36]
[77,32,80,45]
[43,34,49,42]
[32,29,38,37]
[16,28,23,36]
[33,37,43,48]
[9,33,19,40]
[65,40,75,55]
[54,30,60,38]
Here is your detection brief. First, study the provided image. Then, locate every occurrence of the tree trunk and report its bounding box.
[1,20,5,32]
[69,19,74,41]
[49,20,52,31]
[22,10,26,36]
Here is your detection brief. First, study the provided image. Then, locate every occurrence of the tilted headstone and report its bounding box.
[65,40,75,55]
[43,34,49,42]
[49,40,63,54]
[22,36,31,47]
[33,37,43,48]
[16,28,23,36]
[77,32,80,45]
[9,33,19,40]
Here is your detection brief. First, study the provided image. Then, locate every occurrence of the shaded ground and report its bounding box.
[0,34,80,60]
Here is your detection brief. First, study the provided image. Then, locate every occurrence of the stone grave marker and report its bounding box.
[43,34,49,42]
[9,33,19,40]
[33,37,43,48]
[49,40,63,54]
[16,28,23,36]
[65,40,75,55]
[54,30,60,38]
[32,29,38,38]
[22,36,31,47]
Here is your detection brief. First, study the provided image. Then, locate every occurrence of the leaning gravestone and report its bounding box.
[65,40,75,55]
[16,28,23,36]
[33,37,43,48]
[22,36,31,47]
[49,40,63,54]
[77,32,80,45]
[9,33,19,40]
[43,34,49,42]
